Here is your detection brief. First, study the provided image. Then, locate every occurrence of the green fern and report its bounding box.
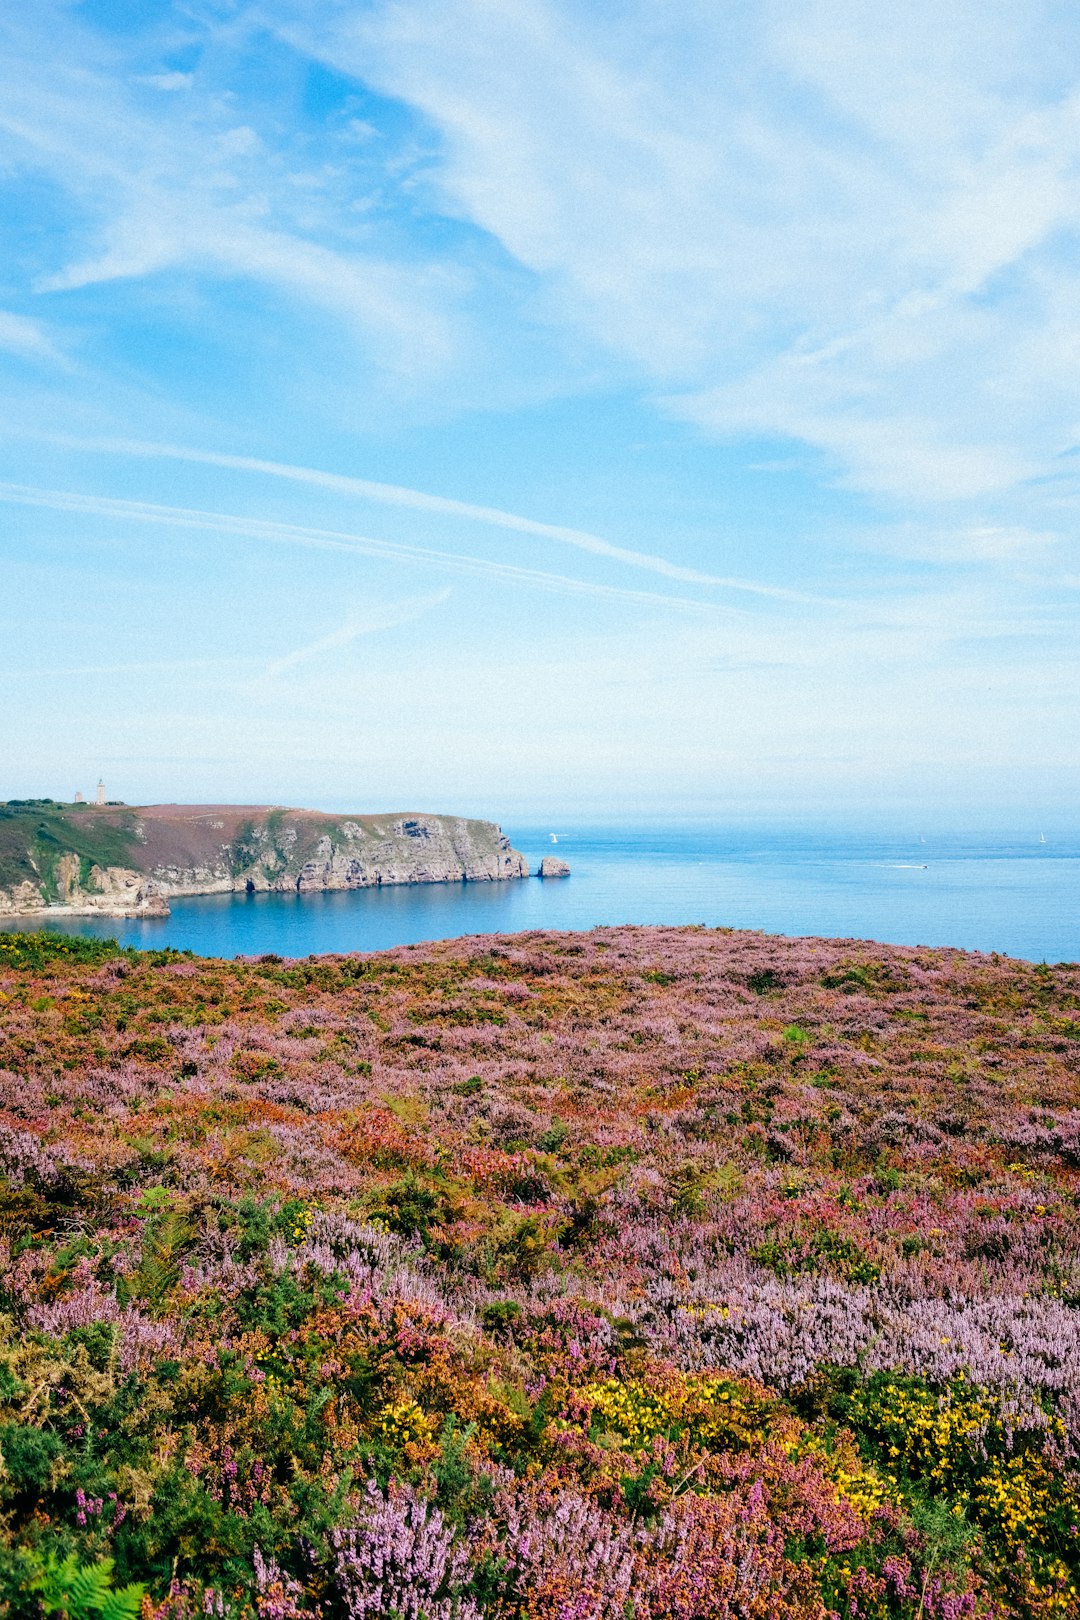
[131,1210,193,1305]
[99,1589,146,1620]
[34,1555,145,1620]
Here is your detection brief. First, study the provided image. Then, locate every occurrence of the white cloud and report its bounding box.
[217,125,262,159]
[0,310,65,364]
[284,0,1080,505]
[9,0,1080,513]
[854,522,1060,563]
[4,1,1080,548]
[0,10,454,375]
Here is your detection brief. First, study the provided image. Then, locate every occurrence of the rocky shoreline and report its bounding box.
[0,802,531,919]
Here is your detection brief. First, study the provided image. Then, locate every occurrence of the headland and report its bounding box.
[0,799,528,918]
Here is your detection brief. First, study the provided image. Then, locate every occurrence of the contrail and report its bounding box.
[264,589,453,677]
[0,482,741,616]
[30,432,822,603]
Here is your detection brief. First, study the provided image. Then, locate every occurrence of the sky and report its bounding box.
[1,0,1078,826]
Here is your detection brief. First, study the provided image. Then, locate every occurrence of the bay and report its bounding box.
[2,824,1079,962]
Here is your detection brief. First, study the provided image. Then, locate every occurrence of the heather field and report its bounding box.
[2,927,1080,1620]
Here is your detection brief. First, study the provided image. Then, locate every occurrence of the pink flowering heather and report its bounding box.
[2,924,1079,1617]
[330,1481,481,1620]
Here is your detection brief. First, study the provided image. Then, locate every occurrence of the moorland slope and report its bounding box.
[1,924,1079,1617]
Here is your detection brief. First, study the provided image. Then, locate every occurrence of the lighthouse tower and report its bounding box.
[96,779,105,806]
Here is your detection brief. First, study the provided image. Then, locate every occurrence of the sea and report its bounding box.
[3,824,1079,964]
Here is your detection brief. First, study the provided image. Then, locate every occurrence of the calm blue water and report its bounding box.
[3,825,1079,963]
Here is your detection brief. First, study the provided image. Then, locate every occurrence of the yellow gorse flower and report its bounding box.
[288,1205,316,1243]
[376,1397,435,1449]
[856,1378,1080,1601]
[582,1372,771,1451]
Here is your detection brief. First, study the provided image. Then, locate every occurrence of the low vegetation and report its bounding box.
[1,924,1079,1617]
[0,806,137,903]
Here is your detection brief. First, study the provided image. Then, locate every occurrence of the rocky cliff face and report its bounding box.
[0,803,529,918]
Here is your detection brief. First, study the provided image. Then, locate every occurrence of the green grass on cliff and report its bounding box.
[0,803,138,901]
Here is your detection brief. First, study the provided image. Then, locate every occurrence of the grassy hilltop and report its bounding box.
[1,925,1079,1617]
[0,802,138,904]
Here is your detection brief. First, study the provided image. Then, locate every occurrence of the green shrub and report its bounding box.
[0,933,130,971]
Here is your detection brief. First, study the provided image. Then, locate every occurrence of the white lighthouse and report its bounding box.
[96,779,105,806]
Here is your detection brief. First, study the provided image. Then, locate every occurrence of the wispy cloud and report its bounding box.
[7,1,1080,514]
[0,310,66,366]
[853,522,1061,564]
[11,2,1079,512]
[0,481,741,616]
[263,590,452,677]
[305,0,1080,505]
[0,9,453,375]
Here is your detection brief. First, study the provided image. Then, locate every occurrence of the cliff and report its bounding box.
[0,801,529,918]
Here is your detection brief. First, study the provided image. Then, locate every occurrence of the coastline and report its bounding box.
[0,803,530,919]
[4,824,1077,963]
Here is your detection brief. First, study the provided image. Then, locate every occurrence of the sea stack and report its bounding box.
[539,855,570,878]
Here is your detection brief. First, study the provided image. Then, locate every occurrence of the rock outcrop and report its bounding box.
[538,856,571,878]
[0,801,528,918]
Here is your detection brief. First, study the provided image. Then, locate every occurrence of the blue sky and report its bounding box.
[1,0,1078,824]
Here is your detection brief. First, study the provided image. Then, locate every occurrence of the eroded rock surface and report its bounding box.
[0,802,528,917]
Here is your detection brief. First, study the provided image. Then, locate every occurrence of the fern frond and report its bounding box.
[65,1559,116,1618]
[34,1555,144,1620]
[34,1555,80,1607]
[99,1585,147,1620]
